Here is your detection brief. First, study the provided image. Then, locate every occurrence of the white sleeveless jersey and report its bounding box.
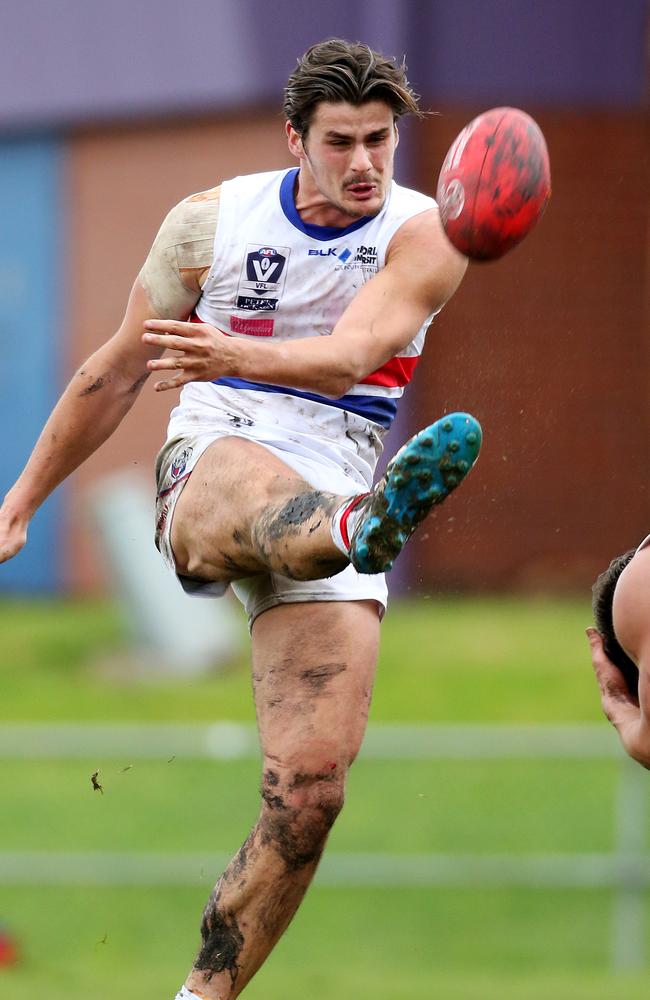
[167,167,437,438]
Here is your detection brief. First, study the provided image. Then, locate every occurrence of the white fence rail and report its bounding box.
[0,720,625,760]
[1,722,647,973]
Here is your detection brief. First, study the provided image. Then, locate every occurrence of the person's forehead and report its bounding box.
[311,100,394,135]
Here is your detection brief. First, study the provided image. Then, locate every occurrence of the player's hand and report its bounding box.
[0,506,28,564]
[587,627,650,768]
[142,319,235,391]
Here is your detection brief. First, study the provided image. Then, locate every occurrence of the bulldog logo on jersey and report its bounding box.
[236,244,290,311]
[170,446,193,480]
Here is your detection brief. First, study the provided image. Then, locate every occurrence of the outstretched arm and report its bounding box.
[143,207,467,397]
[0,186,218,565]
[0,280,170,563]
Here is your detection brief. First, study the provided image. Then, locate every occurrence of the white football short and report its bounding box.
[154,385,389,628]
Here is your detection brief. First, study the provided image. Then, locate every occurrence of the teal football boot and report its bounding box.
[350,412,482,574]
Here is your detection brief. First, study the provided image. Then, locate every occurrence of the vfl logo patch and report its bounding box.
[246,246,286,286]
[236,243,290,311]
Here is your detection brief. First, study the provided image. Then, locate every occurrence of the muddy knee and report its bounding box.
[259,767,346,869]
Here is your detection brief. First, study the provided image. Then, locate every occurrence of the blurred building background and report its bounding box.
[1,0,648,597]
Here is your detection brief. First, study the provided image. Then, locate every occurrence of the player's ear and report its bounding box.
[286,121,304,158]
[394,123,399,149]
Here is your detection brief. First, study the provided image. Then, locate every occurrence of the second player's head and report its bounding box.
[592,548,639,694]
[283,39,421,220]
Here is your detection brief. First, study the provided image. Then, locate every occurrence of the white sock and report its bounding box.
[330,493,370,555]
[174,988,203,1000]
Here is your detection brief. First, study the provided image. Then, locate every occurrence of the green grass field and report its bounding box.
[2,594,649,999]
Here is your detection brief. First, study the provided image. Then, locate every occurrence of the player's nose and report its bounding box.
[350,143,373,173]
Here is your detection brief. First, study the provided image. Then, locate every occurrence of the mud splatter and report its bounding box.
[313,553,349,575]
[79,376,107,397]
[290,770,339,789]
[196,897,244,985]
[228,413,254,428]
[222,552,245,575]
[265,492,323,536]
[299,662,347,693]
[227,830,256,884]
[258,769,345,870]
[259,794,342,870]
[262,789,287,811]
[128,372,150,394]
[261,770,287,810]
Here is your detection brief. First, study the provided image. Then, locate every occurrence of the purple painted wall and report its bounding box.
[410,0,648,108]
[0,0,646,131]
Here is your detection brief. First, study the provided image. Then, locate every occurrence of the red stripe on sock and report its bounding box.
[340,493,370,550]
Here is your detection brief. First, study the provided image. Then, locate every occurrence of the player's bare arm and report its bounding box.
[588,547,650,767]
[143,206,467,396]
[0,280,170,563]
[0,188,221,565]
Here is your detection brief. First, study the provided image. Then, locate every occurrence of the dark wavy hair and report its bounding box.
[283,38,422,139]
[592,549,638,694]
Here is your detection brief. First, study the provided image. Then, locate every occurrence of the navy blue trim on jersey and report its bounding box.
[213,376,396,428]
[279,169,373,241]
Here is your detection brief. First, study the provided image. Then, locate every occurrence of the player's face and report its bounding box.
[288,101,398,223]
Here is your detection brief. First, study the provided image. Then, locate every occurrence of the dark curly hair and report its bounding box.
[592,549,638,694]
[283,38,422,140]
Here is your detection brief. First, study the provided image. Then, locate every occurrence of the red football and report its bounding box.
[436,107,551,261]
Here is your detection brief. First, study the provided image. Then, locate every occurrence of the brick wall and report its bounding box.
[409,109,650,592]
